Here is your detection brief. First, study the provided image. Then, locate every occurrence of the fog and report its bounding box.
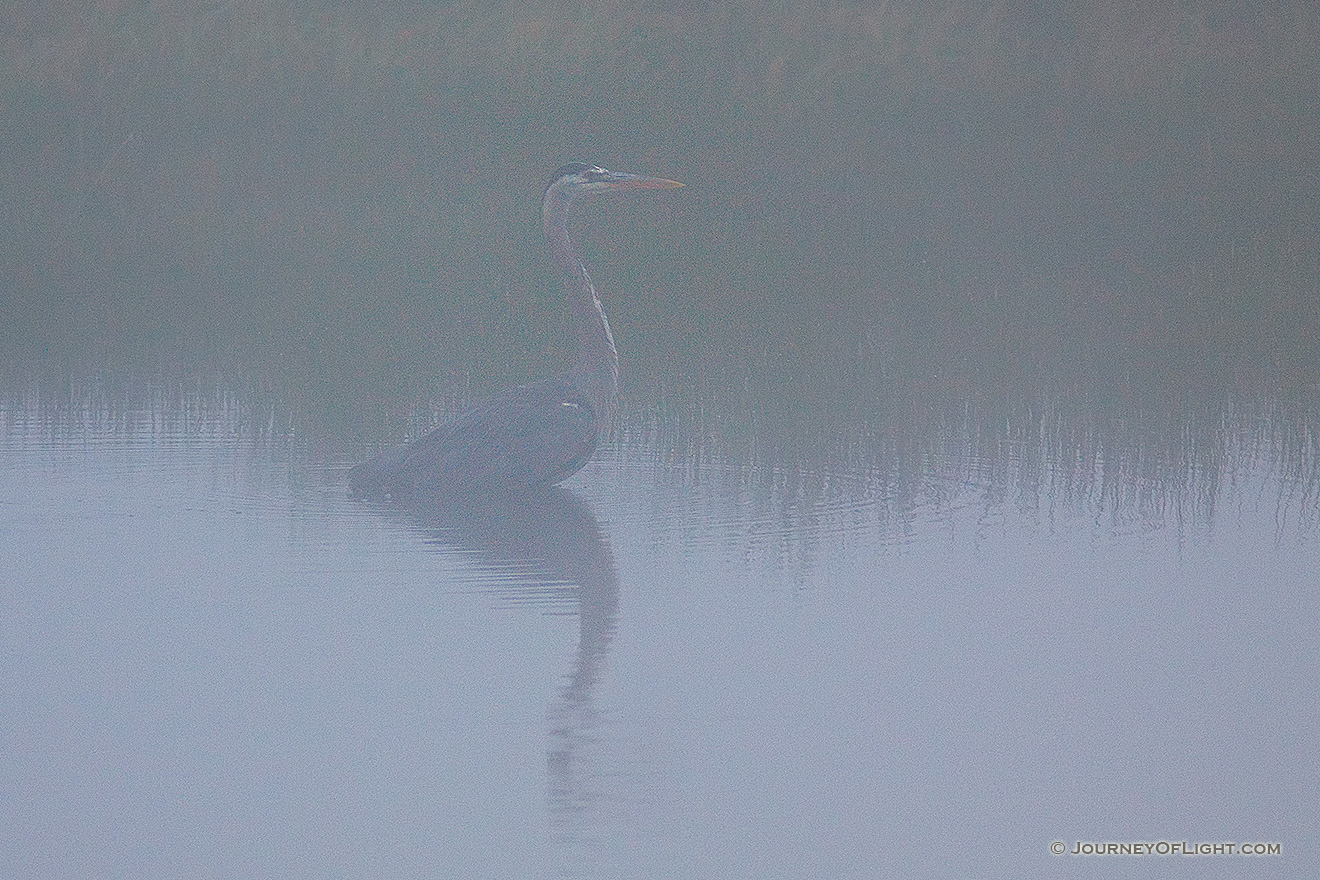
[2,2,1317,877]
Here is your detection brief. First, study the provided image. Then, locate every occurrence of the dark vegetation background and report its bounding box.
[2,0,1317,512]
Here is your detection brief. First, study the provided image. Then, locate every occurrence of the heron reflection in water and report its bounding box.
[350,163,682,501]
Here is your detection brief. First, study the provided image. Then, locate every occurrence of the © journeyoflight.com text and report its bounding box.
[1050,840,1280,856]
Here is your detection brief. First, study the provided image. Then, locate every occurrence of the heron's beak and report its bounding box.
[596,172,684,191]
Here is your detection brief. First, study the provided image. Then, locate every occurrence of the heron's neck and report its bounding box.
[543,195,619,401]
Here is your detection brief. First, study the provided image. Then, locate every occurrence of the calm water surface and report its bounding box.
[2,372,1315,879]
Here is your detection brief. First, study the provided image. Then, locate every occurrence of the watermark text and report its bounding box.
[1049,840,1280,857]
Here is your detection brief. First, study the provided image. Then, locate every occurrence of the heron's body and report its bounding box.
[349,163,681,501]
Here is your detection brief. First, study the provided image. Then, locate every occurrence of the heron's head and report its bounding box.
[545,163,683,198]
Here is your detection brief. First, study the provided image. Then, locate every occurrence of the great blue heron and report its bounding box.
[349,163,682,501]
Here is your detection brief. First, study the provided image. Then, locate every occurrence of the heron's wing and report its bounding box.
[349,376,602,499]
[423,378,601,488]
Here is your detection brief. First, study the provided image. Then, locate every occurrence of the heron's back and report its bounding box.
[348,376,603,501]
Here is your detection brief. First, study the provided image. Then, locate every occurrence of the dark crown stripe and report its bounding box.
[546,162,596,190]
